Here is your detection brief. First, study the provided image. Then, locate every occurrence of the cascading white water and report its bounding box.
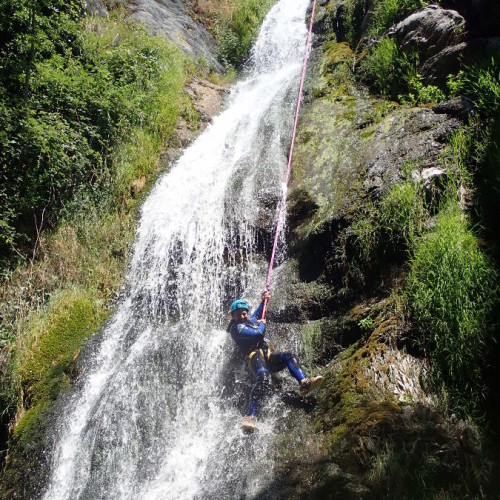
[42,0,311,498]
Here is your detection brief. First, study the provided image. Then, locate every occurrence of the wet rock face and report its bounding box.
[290,91,459,233]
[273,33,484,492]
[128,0,223,71]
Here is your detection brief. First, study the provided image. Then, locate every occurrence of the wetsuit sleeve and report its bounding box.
[236,321,265,338]
[250,300,265,322]
[230,320,266,351]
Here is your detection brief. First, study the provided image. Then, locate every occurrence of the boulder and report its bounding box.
[128,0,224,72]
[394,7,466,59]
[419,41,466,86]
[395,6,500,87]
[421,37,500,86]
[85,0,108,16]
[432,95,475,120]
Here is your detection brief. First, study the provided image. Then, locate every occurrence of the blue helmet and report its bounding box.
[231,299,249,313]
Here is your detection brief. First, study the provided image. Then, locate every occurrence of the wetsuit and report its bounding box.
[227,300,306,417]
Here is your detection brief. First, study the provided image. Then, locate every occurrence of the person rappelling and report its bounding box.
[227,290,323,432]
[226,0,320,434]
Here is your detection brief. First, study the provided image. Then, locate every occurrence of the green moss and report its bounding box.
[20,288,106,404]
[1,288,109,497]
[316,329,392,437]
[12,401,52,452]
[320,41,356,93]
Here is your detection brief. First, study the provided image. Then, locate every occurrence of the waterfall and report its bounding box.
[42,0,310,497]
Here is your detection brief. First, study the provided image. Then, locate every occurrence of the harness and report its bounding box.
[248,346,271,362]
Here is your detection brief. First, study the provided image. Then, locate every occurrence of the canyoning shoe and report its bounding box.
[300,376,324,397]
[241,415,257,433]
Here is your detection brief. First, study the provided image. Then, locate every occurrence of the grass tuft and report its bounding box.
[405,204,498,415]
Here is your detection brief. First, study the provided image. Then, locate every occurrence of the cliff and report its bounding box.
[1,0,499,497]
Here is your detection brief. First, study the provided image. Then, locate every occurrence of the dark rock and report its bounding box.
[421,37,500,86]
[127,0,224,72]
[312,0,345,45]
[432,95,475,119]
[362,108,459,195]
[394,7,466,59]
[419,41,466,86]
[85,0,108,16]
[440,0,500,38]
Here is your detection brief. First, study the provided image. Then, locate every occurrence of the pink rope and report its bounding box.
[262,0,317,319]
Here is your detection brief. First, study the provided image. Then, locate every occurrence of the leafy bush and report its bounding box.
[399,74,446,105]
[0,0,85,94]
[405,204,498,414]
[0,10,187,258]
[0,13,196,484]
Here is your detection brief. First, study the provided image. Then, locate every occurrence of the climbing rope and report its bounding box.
[262,0,317,319]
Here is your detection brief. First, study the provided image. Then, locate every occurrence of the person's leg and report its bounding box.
[267,351,306,383]
[267,351,324,396]
[247,351,272,417]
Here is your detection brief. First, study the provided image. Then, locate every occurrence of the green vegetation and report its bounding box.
[448,58,500,118]
[15,288,106,447]
[400,74,446,105]
[0,2,189,260]
[215,0,276,67]
[350,179,427,275]
[448,59,500,254]
[340,0,427,49]
[318,0,451,102]
[358,315,374,331]
[406,204,498,414]
[348,143,498,417]
[368,0,427,37]
[358,38,416,99]
[0,4,202,491]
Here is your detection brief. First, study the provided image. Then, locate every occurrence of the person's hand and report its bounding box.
[262,290,271,301]
[257,319,266,324]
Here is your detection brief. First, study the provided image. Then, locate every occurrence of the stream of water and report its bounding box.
[42,0,310,497]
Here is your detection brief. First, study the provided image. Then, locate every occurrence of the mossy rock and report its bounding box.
[1,288,109,498]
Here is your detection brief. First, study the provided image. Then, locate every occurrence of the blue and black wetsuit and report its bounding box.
[227,300,306,417]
